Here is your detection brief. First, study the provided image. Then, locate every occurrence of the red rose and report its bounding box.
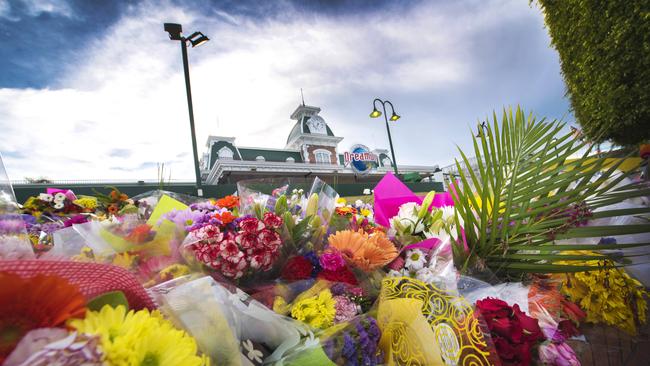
[493,336,516,360]
[476,297,511,319]
[512,304,545,343]
[281,256,314,281]
[239,217,264,233]
[317,267,358,285]
[263,212,283,229]
[557,319,579,339]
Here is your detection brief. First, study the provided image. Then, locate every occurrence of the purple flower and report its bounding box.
[0,217,26,235]
[304,251,322,276]
[341,333,357,362]
[319,250,346,271]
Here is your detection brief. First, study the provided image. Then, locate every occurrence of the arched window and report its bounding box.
[382,157,392,167]
[286,157,295,163]
[314,149,332,164]
[256,156,266,162]
[218,146,234,160]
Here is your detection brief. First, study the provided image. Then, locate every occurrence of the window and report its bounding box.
[286,157,295,163]
[314,149,332,164]
[382,157,392,167]
[255,156,265,162]
[218,146,234,160]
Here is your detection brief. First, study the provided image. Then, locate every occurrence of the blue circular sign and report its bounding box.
[344,144,378,175]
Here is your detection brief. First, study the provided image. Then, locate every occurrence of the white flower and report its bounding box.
[393,202,424,233]
[405,249,427,271]
[53,202,65,210]
[242,339,263,363]
[415,267,437,284]
[388,270,402,277]
[363,188,371,195]
[38,193,53,202]
[354,199,363,207]
[53,192,67,203]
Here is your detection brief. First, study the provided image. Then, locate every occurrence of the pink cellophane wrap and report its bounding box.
[0,260,156,310]
[46,188,77,201]
[374,173,454,227]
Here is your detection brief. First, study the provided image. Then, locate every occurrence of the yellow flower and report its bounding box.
[291,289,336,329]
[360,208,372,217]
[112,252,137,269]
[74,196,98,209]
[69,305,206,366]
[336,197,347,206]
[558,251,648,335]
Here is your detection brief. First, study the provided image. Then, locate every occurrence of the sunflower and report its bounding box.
[70,305,206,366]
[0,272,87,363]
[327,230,399,272]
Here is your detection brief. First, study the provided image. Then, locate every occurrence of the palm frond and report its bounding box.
[451,106,650,275]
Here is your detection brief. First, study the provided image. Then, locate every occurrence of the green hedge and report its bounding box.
[536,0,650,146]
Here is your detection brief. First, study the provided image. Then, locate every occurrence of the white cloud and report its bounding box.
[0,0,571,181]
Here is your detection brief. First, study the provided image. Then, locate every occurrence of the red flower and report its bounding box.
[263,212,283,229]
[258,229,281,249]
[476,297,511,320]
[281,256,313,282]
[236,232,258,251]
[0,273,87,363]
[557,319,580,339]
[317,267,358,285]
[239,217,264,233]
[125,224,154,244]
[220,257,248,279]
[562,299,587,323]
[512,304,544,343]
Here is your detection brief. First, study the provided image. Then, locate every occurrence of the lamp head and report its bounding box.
[390,113,400,121]
[369,108,382,118]
[164,23,183,40]
[188,31,209,47]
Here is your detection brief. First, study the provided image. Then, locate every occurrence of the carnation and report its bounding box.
[317,267,358,286]
[281,256,314,282]
[319,250,346,271]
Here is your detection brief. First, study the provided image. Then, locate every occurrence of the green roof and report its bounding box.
[238,148,303,163]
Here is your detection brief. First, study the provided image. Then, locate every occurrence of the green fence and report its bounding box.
[12,181,444,203]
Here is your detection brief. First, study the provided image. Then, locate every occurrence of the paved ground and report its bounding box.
[570,321,650,366]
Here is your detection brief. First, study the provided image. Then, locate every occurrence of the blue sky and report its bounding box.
[0,0,574,180]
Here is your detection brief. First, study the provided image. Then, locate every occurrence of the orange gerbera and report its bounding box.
[125,224,154,244]
[215,195,239,209]
[0,272,87,362]
[327,230,398,272]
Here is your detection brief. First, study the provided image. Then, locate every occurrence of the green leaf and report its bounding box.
[87,291,129,312]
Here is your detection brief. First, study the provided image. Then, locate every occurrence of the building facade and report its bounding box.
[200,103,441,185]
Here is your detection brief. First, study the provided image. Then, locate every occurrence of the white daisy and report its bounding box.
[38,193,53,202]
[415,267,437,284]
[405,249,427,271]
[53,202,65,210]
[53,192,67,203]
[388,269,402,277]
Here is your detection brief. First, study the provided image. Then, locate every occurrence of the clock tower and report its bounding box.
[285,103,343,164]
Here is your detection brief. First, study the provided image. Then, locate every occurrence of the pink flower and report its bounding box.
[333,296,359,323]
[258,229,281,249]
[319,250,346,271]
[263,212,283,229]
[239,217,264,233]
[219,240,244,261]
[194,224,223,241]
[236,232,258,251]
[220,257,248,279]
[539,343,580,366]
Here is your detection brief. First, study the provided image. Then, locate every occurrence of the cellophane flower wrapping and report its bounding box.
[150,275,315,366]
[51,193,194,288]
[0,155,34,260]
[377,276,500,366]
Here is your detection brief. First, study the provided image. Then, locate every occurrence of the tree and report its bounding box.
[535,0,650,146]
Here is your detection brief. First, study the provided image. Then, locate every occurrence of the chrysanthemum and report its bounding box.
[0,272,87,363]
[404,249,427,271]
[291,290,336,329]
[70,305,206,366]
[328,230,398,272]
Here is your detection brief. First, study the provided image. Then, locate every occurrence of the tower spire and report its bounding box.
[300,88,305,106]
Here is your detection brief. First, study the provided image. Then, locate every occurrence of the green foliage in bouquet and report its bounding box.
[451,107,650,276]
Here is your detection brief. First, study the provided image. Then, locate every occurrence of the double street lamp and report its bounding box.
[164,23,209,196]
[370,98,400,176]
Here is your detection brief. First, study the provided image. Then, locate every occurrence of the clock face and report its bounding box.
[307,116,326,134]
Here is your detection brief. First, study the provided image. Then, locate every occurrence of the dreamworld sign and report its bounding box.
[344,144,379,175]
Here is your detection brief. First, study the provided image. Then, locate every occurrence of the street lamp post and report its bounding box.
[164,23,209,196]
[370,98,401,176]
